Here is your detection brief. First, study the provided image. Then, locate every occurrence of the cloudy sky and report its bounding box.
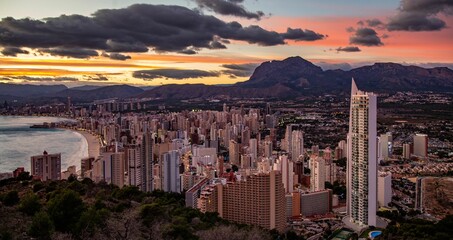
[0,0,452,86]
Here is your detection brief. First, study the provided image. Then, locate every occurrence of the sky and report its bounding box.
[0,0,452,87]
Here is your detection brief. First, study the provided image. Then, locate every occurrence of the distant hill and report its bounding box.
[69,85,103,91]
[0,83,67,97]
[53,85,144,102]
[2,57,453,102]
[139,56,453,99]
[137,83,299,99]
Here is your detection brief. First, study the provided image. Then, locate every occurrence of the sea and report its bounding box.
[0,116,87,173]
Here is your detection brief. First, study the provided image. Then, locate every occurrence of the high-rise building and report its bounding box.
[292,189,332,217]
[347,79,377,227]
[377,171,392,207]
[229,140,240,165]
[274,155,294,193]
[264,140,273,158]
[311,156,325,192]
[102,151,126,188]
[249,138,258,163]
[291,130,304,161]
[141,132,154,192]
[379,133,393,161]
[402,143,412,159]
[80,157,95,178]
[127,144,142,188]
[217,171,286,232]
[413,134,428,158]
[162,150,181,193]
[31,151,61,181]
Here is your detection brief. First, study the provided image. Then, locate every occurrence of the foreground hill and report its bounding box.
[0,175,290,240]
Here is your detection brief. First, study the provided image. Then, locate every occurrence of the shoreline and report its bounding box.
[62,128,101,160]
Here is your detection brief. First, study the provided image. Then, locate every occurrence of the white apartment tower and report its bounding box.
[311,156,325,192]
[347,79,377,227]
[291,130,304,161]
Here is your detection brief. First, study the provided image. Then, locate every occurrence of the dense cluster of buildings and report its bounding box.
[7,79,450,237]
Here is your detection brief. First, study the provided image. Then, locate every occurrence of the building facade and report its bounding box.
[347,79,377,227]
[31,151,61,181]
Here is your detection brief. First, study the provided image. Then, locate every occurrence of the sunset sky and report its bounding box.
[0,0,452,87]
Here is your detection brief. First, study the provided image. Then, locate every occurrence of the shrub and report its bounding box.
[19,193,41,216]
[3,190,19,206]
[28,211,54,240]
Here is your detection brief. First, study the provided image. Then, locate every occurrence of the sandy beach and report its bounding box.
[73,129,101,159]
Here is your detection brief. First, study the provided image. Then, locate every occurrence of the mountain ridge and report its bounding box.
[1,57,453,102]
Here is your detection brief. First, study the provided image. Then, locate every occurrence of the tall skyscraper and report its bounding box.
[291,130,304,161]
[274,155,294,193]
[162,150,181,193]
[127,144,142,188]
[31,151,61,181]
[229,140,240,165]
[102,151,126,188]
[347,79,377,227]
[413,134,428,158]
[141,132,154,192]
[310,156,325,192]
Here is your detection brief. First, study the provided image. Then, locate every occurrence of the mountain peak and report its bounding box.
[237,56,323,88]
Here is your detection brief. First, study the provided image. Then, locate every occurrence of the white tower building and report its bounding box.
[347,79,377,227]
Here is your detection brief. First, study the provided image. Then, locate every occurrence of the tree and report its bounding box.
[47,189,85,232]
[3,191,19,206]
[19,193,41,216]
[28,211,54,240]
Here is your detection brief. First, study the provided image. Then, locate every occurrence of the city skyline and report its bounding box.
[0,0,452,87]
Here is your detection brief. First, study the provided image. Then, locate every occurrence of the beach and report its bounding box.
[74,129,101,159]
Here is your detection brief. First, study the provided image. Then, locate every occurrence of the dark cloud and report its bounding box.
[1,47,29,56]
[387,0,453,31]
[346,27,355,33]
[194,0,264,20]
[336,46,361,52]
[39,47,98,58]
[221,63,259,77]
[349,28,383,46]
[282,28,325,41]
[102,52,131,61]
[178,48,197,55]
[12,76,78,82]
[105,39,148,52]
[133,69,220,80]
[0,4,324,58]
[84,74,109,81]
[366,18,384,27]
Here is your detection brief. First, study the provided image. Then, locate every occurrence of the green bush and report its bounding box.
[19,193,41,216]
[47,189,85,232]
[28,211,54,240]
[3,190,19,206]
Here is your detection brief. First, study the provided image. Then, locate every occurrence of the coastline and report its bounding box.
[74,129,101,160]
[63,128,101,160]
